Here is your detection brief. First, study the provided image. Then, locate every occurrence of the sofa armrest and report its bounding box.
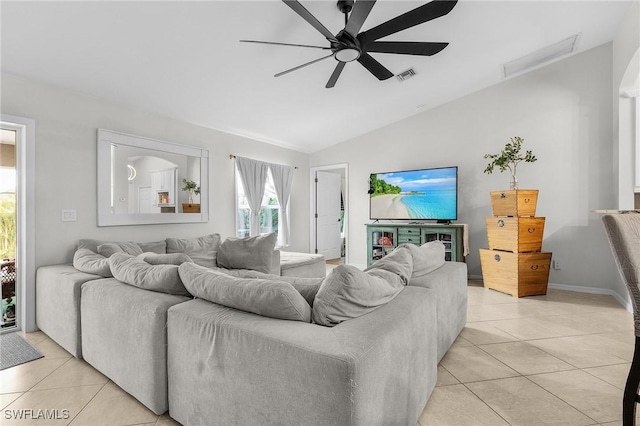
[167,286,437,426]
[35,264,105,358]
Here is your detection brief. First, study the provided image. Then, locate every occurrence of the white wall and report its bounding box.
[611,0,640,302]
[0,73,310,268]
[311,43,619,293]
[613,0,639,210]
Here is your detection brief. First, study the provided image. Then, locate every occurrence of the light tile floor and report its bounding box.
[0,281,634,425]
[420,281,636,426]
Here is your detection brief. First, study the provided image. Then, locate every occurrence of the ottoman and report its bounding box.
[279,251,326,278]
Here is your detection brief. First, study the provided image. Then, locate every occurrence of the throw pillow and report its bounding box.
[216,233,277,274]
[137,252,193,265]
[364,245,413,285]
[312,264,404,327]
[97,242,143,258]
[108,253,190,296]
[166,234,221,268]
[178,262,311,322]
[72,248,113,277]
[399,241,446,278]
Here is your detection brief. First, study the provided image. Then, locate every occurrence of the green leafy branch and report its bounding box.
[483,136,537,183]
[181,179,201,196]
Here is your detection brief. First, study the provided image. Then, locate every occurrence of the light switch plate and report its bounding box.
[61,209,77,222]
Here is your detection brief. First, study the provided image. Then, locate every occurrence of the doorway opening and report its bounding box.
[1,115,36,334]
[1,128,17,329]
[310,164,348,265]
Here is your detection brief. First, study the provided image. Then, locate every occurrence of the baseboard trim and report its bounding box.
[547,282,632,313]
[467,276,631,313]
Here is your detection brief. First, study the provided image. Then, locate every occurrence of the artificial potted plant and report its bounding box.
[483,136,537,190]
[483,136,539,216]
[181,179,201,213]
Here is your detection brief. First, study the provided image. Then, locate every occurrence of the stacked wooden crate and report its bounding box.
[479,190,552,297]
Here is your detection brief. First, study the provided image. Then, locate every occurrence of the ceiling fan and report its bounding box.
[241,0,458,88]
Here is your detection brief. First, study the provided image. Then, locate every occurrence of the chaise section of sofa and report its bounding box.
[35,264,104,358]
[81,278,190,415]
[167,286,438,426]
[279,251,326,278]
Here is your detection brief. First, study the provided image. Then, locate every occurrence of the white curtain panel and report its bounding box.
[269,163,293,247]
[236,156,269,236]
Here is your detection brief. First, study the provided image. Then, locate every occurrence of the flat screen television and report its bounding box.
[369,166,458,221]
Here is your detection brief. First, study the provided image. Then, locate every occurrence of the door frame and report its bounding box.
[0,114,36,333]
[309,163,348,264]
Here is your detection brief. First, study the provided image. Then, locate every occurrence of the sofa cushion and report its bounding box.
[108,253,190,296]
[364,246,413,285]
[220,268,323,307]
[138,252,193,266]
[398,241,446,278]
[97,242,144,257]
[166,234,221,268]
[72,248,113,277]
[312,264,404,327]
[216,233,276,274]
[138,240,168,254]
[78,239,166,254]
[178,262,311,322]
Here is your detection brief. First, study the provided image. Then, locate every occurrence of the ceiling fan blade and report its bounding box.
[344,0,376,37]
[365,41,449,56]
[240,40,331,50]
[357,53,394,80]
[326,61,346,88]
[275,53,335,77]
[359,0,457,42]
[282,0,339,43]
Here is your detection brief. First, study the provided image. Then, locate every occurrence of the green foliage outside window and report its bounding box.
[237,199,279,238]
[0,194,16,259]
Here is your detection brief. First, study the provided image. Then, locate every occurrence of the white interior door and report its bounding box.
[138,187,158,213]
[316,171,341,260]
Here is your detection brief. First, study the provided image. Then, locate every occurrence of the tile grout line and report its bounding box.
[65,380,112,426]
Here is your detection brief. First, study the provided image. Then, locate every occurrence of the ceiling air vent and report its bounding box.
[502,33,580,79]
[396,68,417,82]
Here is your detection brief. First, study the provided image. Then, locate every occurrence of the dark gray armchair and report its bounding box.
[602,213,640,425]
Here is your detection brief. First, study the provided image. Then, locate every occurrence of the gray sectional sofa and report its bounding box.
[35,234,467,426]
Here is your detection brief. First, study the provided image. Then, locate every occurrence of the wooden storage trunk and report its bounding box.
[479,249,551,297]
[182,203,201,213]
[485,217,545,253]
[490,190,538,217]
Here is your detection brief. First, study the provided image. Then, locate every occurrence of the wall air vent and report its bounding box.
[502,33,580,79]
[396,68,417,82]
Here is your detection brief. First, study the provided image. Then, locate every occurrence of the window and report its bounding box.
[236,169,282,240]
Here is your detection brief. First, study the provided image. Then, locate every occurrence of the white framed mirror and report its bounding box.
[97,129,209,226]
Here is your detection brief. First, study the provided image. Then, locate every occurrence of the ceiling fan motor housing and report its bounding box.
[332,29,361,62]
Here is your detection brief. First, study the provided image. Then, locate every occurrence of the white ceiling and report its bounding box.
[0,1,634,153]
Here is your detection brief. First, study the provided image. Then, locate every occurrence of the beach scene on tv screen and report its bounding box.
[370,168,457,220]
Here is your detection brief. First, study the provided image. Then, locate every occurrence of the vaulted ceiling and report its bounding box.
[0,1,633,153]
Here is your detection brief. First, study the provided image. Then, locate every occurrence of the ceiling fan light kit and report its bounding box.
[241,0,458,88]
